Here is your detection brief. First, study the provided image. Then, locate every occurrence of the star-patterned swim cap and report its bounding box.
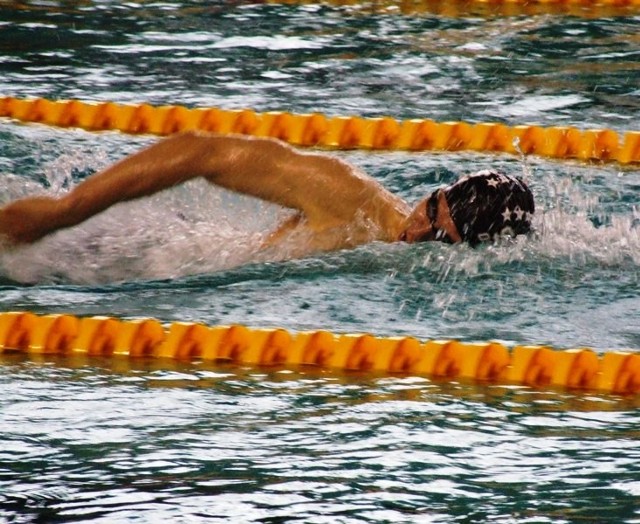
[443,169,535,246]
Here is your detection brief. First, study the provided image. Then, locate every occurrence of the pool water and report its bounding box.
[1,1,640,522]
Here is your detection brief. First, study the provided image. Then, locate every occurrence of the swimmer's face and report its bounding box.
[400,189,462,244]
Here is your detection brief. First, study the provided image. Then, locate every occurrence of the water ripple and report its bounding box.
[2,362,640,521]
[2,3,640,523]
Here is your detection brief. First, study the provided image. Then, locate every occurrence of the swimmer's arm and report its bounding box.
[0,132,375,244]
[196,133,378,225]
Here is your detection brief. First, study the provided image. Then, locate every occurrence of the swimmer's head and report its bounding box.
[401,170,535,245]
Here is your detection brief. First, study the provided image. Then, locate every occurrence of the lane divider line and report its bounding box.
[1,311,639,395]
[1,96,639,164]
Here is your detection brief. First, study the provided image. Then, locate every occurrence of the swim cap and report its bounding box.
[443,170,534,246]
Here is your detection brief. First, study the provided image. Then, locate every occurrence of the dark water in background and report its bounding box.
[1,1,640,522]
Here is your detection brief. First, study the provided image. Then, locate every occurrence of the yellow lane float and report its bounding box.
[1,311,639,395]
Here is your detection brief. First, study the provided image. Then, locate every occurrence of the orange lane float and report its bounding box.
[1,311,639,395]
[1,97,639,164]
[269,0,640,18]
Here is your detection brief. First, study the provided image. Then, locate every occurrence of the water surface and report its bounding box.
[1,1,639,522]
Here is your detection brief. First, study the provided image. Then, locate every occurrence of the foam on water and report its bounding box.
[0,153,285,284]
[0,196,274,285]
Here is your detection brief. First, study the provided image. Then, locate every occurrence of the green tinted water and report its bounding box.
[1,1,639,522]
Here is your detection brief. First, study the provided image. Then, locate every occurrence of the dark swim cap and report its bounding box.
[443,170,535,246]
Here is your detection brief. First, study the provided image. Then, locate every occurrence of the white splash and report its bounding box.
[0,175,283,285]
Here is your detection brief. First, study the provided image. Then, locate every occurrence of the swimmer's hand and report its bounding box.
[0,196,67,245]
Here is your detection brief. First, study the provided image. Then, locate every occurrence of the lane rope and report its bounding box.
[272,0,640,16]
[2,96,639,164]
[1,311,639,395]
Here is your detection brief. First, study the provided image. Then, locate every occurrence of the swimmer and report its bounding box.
[0,132,534,253]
